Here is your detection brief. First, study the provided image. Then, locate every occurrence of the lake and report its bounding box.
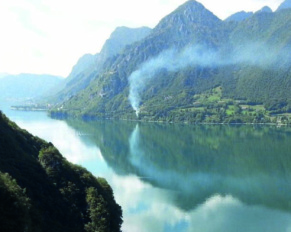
[1,101,291,232]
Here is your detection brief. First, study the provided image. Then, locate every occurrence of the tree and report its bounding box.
[85,187,110,232]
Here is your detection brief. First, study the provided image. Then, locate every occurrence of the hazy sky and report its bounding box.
[0,0,284,77]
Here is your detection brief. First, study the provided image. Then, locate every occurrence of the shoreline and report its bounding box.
[48,111,291,127]
[9,107,291,126]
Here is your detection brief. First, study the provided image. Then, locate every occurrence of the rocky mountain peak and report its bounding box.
[154,0,221,31]
[176,0,210,15]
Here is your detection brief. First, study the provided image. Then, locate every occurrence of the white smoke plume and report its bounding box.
[128,43,283,115]
[128,45,220,115]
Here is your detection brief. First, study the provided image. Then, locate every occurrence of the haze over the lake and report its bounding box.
[0,0,285,77]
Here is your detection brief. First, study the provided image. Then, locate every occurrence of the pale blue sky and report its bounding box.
[0,0,284,77]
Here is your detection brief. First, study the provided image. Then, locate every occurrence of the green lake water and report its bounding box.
[1,102,291,232]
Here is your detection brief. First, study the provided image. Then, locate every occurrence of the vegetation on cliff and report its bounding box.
[0,111,122,232]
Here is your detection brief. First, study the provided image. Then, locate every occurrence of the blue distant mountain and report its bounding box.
[0,73,63,101]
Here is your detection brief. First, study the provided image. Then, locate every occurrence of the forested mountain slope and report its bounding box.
[0,112,122,232]
[50,0,291,123]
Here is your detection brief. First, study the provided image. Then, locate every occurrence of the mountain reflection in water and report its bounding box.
[5,104,291,232]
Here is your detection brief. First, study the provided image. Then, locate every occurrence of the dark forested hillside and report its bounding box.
[0,112,122,232]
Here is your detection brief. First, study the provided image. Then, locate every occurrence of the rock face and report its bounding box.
[277,0,291,11]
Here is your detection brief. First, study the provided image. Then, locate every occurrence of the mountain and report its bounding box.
[99,26,152,60]
[51,0,225,116]
[48,26,151,103]
[0,111,122,232]
[277,0,291,11]
[256,6,272,13]
[50,0,291,124]
[225,6,272,22]
[225,11,254,22]
[69,54,96,78]
[226,8,291,105]
[0,73,63,102]
[46,54,96,102]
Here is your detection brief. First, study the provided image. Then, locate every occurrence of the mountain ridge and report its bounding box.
[47,26,151,103]
[225,11,254,22]
[49,1,291,124]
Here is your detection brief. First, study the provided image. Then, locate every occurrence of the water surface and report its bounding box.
[1,102,291,232]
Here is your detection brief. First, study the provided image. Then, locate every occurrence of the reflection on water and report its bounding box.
[65,120,291,231]
[2,102,291,232]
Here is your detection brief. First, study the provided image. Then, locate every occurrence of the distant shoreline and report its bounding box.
[8,106,291,126]
[10,106,48,111]
[48,111,291,127]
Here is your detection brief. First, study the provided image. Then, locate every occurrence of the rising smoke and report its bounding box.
[128,45,220,116]
[128,43,282,116]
